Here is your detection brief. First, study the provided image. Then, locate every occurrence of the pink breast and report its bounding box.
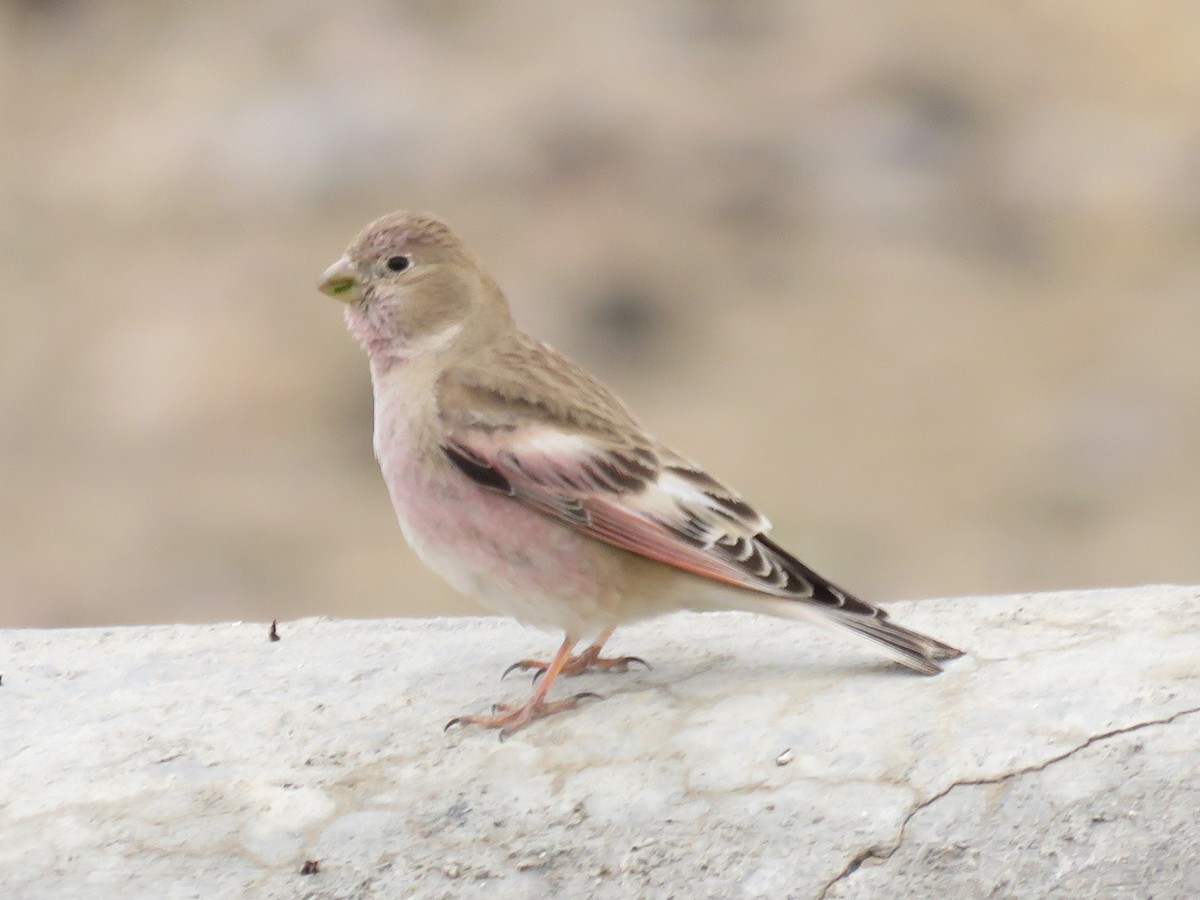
[381,450,626,628]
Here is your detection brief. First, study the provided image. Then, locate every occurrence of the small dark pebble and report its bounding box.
[300,860,320,875]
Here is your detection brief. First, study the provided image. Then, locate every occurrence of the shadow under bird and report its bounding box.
[317,211,963,737]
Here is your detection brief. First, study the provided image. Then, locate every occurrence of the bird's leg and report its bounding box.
[501,627,651,682]
[560,628,653,675]
[448,636,602,738]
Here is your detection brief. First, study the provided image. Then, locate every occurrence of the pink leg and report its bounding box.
[447,636,603,738]
[501,627,651,682]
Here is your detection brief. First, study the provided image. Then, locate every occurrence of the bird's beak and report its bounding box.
[318,256,361,303]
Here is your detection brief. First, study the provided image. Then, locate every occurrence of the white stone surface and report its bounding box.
[2,586,1198,899]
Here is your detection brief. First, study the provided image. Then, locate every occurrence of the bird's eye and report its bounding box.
[386,255,411,272]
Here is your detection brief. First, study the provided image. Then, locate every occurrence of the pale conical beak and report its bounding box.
[318,256,361,302]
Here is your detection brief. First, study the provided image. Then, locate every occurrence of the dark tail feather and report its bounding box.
[824,608,964,674]
[719,594,964,675]
[739,535,964,673]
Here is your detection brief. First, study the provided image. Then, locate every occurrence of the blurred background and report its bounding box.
[3,1,1199,629]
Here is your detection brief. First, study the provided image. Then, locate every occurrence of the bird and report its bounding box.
[317,210,963,737]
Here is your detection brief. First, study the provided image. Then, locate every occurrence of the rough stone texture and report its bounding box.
[2,586,1197,899]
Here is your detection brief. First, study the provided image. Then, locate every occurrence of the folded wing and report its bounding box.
[438,362,877,618]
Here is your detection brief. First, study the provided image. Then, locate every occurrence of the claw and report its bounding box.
[501,651,652,682]
[501,661,528,681]
[454,636,638,737]
[619,655,652,672]
[451,688,603,738]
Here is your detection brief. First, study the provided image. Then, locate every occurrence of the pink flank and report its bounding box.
[374,429,635,640]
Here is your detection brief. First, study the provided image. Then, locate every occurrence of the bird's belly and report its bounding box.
[382,454,631,638]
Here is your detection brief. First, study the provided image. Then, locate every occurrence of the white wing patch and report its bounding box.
[442,421,816,592]
[655,467,772,535]
[434,334,914,626]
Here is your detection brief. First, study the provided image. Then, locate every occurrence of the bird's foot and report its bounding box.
[502,648,651,683]
[445,692,603,739]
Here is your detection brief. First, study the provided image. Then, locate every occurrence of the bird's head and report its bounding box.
[319,211,512,361]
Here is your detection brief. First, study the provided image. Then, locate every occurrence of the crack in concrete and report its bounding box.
[815,703,1200,900]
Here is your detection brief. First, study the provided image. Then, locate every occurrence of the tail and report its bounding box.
[722,535,964,673]
[722,593,964,674]
[818,605,963,674]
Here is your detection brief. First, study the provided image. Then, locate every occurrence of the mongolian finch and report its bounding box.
[318,211,962,736]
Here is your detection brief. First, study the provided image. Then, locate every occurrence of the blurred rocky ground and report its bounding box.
[2,1,1198,627]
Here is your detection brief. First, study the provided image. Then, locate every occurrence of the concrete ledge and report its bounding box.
[2,586,1198,898]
